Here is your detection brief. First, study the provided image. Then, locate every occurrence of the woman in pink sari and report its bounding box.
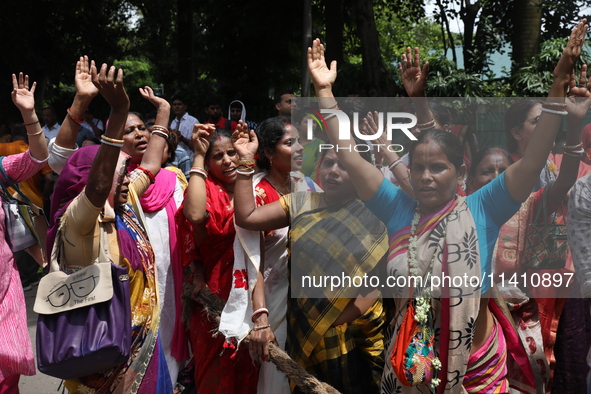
[0,73,49,393]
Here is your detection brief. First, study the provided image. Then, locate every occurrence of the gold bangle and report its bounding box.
[101,135,125,144]
[236,167,255,176]
[26,129,43,136]
[238,159,256,166]
[151,125,170,134]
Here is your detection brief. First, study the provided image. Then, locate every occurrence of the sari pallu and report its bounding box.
[285,195,388,394]
[382,198,534,394]
[129,163,190,366]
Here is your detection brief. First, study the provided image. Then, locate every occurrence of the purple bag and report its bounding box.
[36,263,131,379]
[35,225,132,380]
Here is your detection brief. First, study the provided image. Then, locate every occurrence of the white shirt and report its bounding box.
[170,113,199,159]
[42,123,61,140]
[170,113,199,140]
[81,118,104,133]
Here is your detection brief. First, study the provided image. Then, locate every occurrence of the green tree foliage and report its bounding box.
[513,38,590,97]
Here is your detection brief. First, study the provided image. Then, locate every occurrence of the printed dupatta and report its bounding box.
[382,197,480,394]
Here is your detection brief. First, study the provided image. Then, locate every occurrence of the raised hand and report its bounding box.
[399,47,429,97]
[139,86,169,110]
[554,19,588,82]
[11,73,36,113]
[232,121,258,159]
[91,63,129,111]
[75,55,99,98]
[362,111,386,144]
[566,65,591,120]
[307,38,337,93]
[192,123,216,157]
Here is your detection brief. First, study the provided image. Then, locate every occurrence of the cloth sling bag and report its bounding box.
[0,156,42,252]
[34,221,132,379]
[524,181,568,270]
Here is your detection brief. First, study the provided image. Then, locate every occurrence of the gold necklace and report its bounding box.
[267,178,287,196]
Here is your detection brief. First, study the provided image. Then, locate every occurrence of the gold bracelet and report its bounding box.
[238,159,256,166]
[151,125,170,134]
[101,135,125,144]
[26,129,44,136]
[236,167,255,176]
[252,324,271,331]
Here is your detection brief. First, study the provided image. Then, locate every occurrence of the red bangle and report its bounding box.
[137,166,156,184]
[67,108,84,125]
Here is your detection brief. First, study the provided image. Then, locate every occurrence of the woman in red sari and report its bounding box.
[176,125,258,393]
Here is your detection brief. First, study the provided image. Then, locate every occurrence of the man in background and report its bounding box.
[169,96,199,159]
[228,100,258,131]
[41,107,60,140]
[274,90,298,117]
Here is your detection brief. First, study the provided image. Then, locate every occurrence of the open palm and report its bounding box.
[11,73,36,112]
[307,38,337,91]
[399,47,429,98]
[75,55,99,98]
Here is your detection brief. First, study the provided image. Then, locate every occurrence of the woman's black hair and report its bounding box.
[205,128,233,161]
[504,99,542,154]
[163,130,178,166]
[408,129,464,171]
[128,111,146,125]
[428,102,454,128]
[468,146,514,177]
[255,116,291,171]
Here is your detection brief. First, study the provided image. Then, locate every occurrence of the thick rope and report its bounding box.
[185,286,341,394]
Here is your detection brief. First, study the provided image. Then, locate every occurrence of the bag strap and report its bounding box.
[0,156,32,204]
[49,219,113,273]
[532,181,554,226]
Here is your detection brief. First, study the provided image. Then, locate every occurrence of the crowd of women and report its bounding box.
[2,17,591,394]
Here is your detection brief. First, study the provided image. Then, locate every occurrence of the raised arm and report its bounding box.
[364,111,415,199]
[183,123,216,224]
[137,86,170,178]
[308,39,383,201]
[232,122,289,231]
[399,47,433,126]
[85,64,130,208]
[504,19,588,203]
[55,56,99,149]
[11,73,47,161]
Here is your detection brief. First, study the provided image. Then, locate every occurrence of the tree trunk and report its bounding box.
[352,0,392,96]
[325,0,345,68]
[177,0,195,84]
[436,0,457,64]
[511,0,542,70]
[461,0,482,73]
[302,0,312,98]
